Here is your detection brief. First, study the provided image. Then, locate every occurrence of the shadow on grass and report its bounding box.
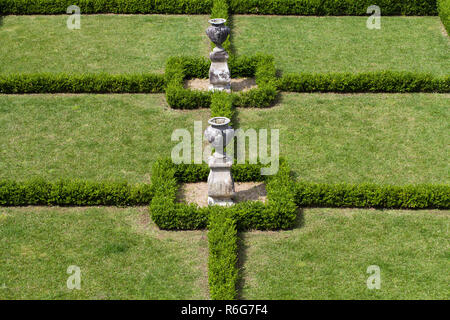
[236,208,304,299]
[0,15,3,28]
[275,68,283,78]
[235,183,266,203]
[236,232,248,300]
[227,15,236,56]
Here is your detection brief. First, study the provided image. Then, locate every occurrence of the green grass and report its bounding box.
[0,94,210,183]
[240,208,450,300]
[238,93,450,185]
[0,207,209,299]
[233,16,450,75]
[0,15,209,74]
[1,93,448,185]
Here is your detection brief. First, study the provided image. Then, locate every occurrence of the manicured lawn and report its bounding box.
[238,93,450,185]
[0,207,209,299]
[240,208,450,300]
[0,15,209,74]
[233,16,450,75]
[0,94,210,183]
[1,93,448,185]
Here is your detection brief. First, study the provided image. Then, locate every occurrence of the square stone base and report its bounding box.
[178,182,267,208]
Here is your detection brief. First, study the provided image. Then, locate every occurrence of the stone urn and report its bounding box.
[204,117,235,206]
[206,18,230,50]
[206,19,231,92]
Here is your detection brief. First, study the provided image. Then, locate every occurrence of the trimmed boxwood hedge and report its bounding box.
[2,62,446,94]
[164,56,212,109]
[0,73,165,94]
[165,54,278,109]
[0,179,153,206]
[295,182,450,209]
[174,162,266,183]
[208,208,238,300]
[166,55,263,80]
[210,90,236,123]
[438,0,450,33]
[278,72,450,93]
[0,0,438,15]
[0,0,213,14]
[229,0,438,16]
[149,158,297,231]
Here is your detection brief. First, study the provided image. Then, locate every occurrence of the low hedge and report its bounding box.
[164,56,212,109]
[438,0,450,34]
[165,54,278,109]
[0,0,213,14]
[174,162,265,183]
[210,90,236,123]
[0,73,165,94]
[278,72,450,93]
[149,158,297,230]
[0,179,153,206]
[229,0,438,15]
[0,0,438,15]
[208,208,238,300]
[149,159,209,230]
[168,55,263,79]
[295,182,450,209]
[2,65,447,95]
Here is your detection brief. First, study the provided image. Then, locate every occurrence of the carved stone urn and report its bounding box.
[204,117,235,206]
[206,18,231,92]
[206,18,230,49]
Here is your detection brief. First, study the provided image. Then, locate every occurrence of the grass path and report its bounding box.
[240,208,450,300]
[0,93,448,185]
[238,93,450,185]
[233,16,450,75]
[0,207,209,300]
[0,15,210,74]
[0,94,210,183]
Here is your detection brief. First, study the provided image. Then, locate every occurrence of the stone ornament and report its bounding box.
[204,117,235,206]
[206,18,231,92]
[206,18,230,50]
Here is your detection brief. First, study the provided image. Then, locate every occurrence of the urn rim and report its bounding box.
[208,18,227,26]
[208,117,231,126]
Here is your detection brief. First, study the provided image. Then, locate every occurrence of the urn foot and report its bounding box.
[208,84,231,93]
[208,197,234,207]
[207,156,235,206]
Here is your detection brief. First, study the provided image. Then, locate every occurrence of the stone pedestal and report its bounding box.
[206,18,231,92]
[209,47,231,92]
[207,155,235,206]
[204,117,235,206]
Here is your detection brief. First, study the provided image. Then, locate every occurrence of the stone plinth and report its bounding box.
[204,117,235,206]
[209,48,231,92]
[207,155,235,206]
[206,18,231,92]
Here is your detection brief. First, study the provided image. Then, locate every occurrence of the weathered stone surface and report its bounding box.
[210,48,229,62]
[207,156,235,206]
[204,117,235,206]
[206,19,231,92]
[206,18,230,50]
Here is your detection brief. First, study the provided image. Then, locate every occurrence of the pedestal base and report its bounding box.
[208,196,234,207]
[207,155,235,206]
[208,84,231,93]
[209,47,231,94]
